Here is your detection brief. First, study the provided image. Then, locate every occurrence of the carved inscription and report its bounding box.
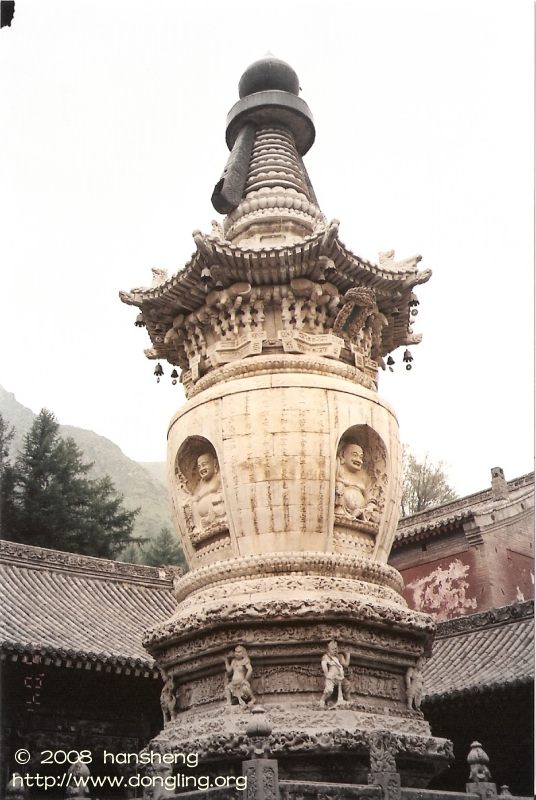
[279,330,343,358]
[208,330,266,366]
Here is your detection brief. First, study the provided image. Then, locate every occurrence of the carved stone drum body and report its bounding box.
[168,369,402,567]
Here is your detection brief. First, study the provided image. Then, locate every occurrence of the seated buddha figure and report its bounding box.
[334,442,378,524]
[191,452,226,529]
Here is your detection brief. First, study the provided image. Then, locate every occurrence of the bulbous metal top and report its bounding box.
[238,56,300,98]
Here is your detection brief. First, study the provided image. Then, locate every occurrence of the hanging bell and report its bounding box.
[134,313,145,328]
[154,363,164,383]
[387,355,395,373]
[170,368,179,386]
[392,307,400,316]
[200,266,212,289]
[324,259,336,277]
[403,349,413,370]
[318,256,336,282]
[409,292,420,307]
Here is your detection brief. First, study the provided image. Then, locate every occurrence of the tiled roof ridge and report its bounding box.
[396,471,534,533]
[423,600,534,701]
[393,508,475,547]
[0,639,157,674]
[424,674,531,703]
[435,599,534,639]
[0,540,177,587]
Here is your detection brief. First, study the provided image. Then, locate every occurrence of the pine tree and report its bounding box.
[0,413,17,536]
[5,409,139,557]
[120,542,143,564]
[80,474,143,557]
[0,413,14,469]
[142,526,185,568]
[13,412,89,550]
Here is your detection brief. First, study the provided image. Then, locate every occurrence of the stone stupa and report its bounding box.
[120,56,451,787]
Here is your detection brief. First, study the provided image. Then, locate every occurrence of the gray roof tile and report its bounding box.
[424,601,534,700]
[0,542,176,670]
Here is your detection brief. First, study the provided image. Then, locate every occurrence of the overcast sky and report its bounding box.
[1,0,533,495]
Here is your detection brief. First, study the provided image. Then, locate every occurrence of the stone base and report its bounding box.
[143,564,452,788]
[148,707,451,788]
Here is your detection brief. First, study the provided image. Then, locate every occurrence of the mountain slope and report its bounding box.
[139,461,168,487]
[0,386,171,546]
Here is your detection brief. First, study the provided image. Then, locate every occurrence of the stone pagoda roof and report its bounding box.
[0,540,176,676]
[423,600,534,701]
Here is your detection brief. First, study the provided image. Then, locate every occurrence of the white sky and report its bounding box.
[1,0,533,495]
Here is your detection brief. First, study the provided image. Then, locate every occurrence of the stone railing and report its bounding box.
[165,734,530,800]
[5,727,529,800]
[243,736,528,800]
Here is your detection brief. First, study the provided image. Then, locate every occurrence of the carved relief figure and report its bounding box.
[333,286,376,344]
[66,762,91,799]
[192,452,225,529]
[320,640,351,708]
[5,774,28,800]
[224,645,255,708]
[334,442,379,523]
[160,675,178,724]
[405,657,425,711]
[176,441,228,544]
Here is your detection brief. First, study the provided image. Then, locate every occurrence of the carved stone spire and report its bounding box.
[212,56,325,247]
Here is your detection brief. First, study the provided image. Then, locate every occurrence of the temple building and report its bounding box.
[391,469,534,618]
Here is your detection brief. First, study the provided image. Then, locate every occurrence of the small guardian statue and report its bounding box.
[405,657,425,711]
[5,774,29,800]
[320,640,351,708]
[66,761,91,799]
[160,674,178,724]
[224,645,255,708]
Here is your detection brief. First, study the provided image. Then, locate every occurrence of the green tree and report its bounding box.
[120,542,143,564]
[77,474,144,558]
[5,409,139,558]
[0,413,17,536]
[401,447,457,517]
[142,526,185,568]
[0,413,14,469]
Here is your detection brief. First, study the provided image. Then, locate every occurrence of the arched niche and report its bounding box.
[175,436,220,496]
[174,436,229,555]
[334,425,388,530]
